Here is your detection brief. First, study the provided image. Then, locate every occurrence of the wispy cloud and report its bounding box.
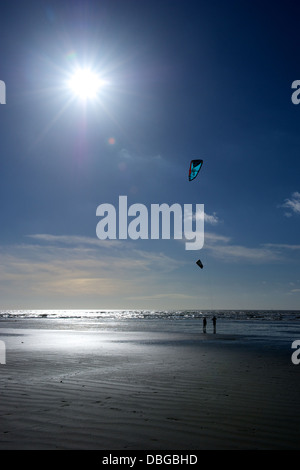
[264,243,300,250]
[27,233,125,249]
[183,206,220,227]
[203,232,300,263]
[279,191,300,217]
[204,212,220,225]
[2,230,300,309]
[0,235,182,307]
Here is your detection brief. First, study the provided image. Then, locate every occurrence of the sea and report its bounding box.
[1,309,300,346]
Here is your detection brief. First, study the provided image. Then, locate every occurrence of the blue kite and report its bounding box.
[188,159,203,181]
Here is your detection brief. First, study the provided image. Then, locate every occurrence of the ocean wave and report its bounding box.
[1,309,300,321]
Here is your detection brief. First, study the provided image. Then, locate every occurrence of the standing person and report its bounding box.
[203,316,207,334]
[212,316,217,334]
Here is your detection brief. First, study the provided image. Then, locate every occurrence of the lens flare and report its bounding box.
[68,68,103,100]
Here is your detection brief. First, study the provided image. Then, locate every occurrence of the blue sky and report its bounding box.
[0,0,300,310]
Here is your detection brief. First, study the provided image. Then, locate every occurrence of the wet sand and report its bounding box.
[0,318,299,449]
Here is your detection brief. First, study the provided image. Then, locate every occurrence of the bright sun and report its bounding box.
[68,68,103,100]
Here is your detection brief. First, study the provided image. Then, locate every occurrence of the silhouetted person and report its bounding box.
[203,317,207,333]
[212,316,217,334]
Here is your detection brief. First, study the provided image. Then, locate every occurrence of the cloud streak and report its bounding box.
[204,232,300,263]
[0,235,182,307]
[1,230,299,309]
[280,191,300,217]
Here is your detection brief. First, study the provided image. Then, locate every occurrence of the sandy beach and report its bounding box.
[0,318,299,450]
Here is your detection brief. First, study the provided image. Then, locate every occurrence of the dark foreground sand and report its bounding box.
[0,319,299,450]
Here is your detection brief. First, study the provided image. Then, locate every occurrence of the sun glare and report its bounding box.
[68,68,103,100]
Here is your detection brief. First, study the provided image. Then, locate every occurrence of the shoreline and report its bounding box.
[0,319,299,449]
